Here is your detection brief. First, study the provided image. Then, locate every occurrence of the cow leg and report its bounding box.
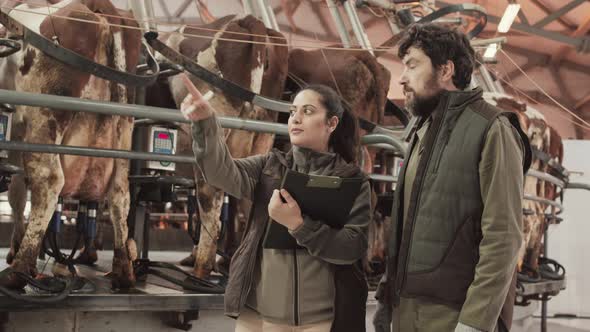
[6,170,26,265]
[6,117,26,264]
[2,109,66,288]
[194,181,223,279]
[13,155,63,273]
[107,117,137,289]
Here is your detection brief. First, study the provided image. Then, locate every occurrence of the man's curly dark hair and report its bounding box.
[398,23,475,90]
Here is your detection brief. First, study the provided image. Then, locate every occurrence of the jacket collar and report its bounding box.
[270,147,363,178]
[444,87,483,110]
[292,145,336,173]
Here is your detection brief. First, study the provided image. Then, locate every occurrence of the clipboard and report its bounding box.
[263,169,363,250]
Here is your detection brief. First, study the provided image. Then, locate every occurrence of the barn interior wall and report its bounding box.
[544,140,590,318]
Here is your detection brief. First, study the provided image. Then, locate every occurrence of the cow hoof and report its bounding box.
[74,248,98,266]
[6,249,15,265]
[179,254,195,267]
[111,273,135,289]
[111,247,136,290]
[6,242,20,265]
[0,268,27,290]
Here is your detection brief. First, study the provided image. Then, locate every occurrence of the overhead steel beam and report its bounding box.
[325,0,352,48]
[575,92,590,110]
[157,0,171,18]
[173,0,193,18]
[487,15,586,50]
[551,16,590,65]
[502,44,590,76]
[437,1,588,51]
[530,0,577,31]
[533,0,586,29]
[517,9,529,25]
[502,60,541,82]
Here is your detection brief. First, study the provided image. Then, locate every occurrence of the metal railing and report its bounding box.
[0,89,407,163]
[526,169,566,188]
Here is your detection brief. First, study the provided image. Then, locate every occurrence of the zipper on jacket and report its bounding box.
[431,133,451,174]
[397,99,450,295]
[236,210,264,310]
[293,248,300,325]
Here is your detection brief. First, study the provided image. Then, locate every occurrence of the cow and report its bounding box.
[145,14,289,278]
[0,0,143,289]
[286,47,390,130]
[491,95,562,277]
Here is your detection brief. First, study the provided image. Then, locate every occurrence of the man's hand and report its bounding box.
[179,73,214,121]
[268,189,304,231]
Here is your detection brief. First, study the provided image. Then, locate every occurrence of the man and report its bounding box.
[373,23,531,332]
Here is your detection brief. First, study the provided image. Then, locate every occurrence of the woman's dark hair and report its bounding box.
[398,23,475,89]
[300,84,360,163]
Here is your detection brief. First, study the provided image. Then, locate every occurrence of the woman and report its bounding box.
[181,83,371,332]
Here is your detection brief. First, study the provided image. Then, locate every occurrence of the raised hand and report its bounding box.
[179,73,215,121]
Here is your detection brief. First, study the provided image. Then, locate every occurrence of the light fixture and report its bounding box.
[483,43,498,59]
[497,4,521,33]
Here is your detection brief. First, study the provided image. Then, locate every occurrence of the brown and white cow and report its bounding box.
[492,95,564,276]
[0,0,142,289]
[145,14,289,278]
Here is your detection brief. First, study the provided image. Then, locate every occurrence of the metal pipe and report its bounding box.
[369,174,398,183]
[242,0,255,15]
[267,3,280,31]
[385,13,401,35]
[0,89,289,135]
[566,181,590,191]
[0,137,405,166]
[433,18,463,25]
[362,0,395,10]
[143,0,157,31]
[494,78,506,94]
[0,90,408,155]
[255,0,274,29]
[479,66,498,94]
[0,141,197,164]
[527,169,566,188]
[326,0,353,48]
[343,0,374,55]
[471,37,508,47]
[361,134,407,155]
[523,194,563,212]
[128,0,150,32]
[367,143,405,154]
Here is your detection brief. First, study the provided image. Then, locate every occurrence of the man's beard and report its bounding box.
[405,73,444,118]
[407,90,443,117]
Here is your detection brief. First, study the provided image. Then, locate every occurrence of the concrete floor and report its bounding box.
[0,248,585,332]
[4,309,587,332]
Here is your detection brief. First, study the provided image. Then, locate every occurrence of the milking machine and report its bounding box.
[127,101,225,295]
[0,104,20,192]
